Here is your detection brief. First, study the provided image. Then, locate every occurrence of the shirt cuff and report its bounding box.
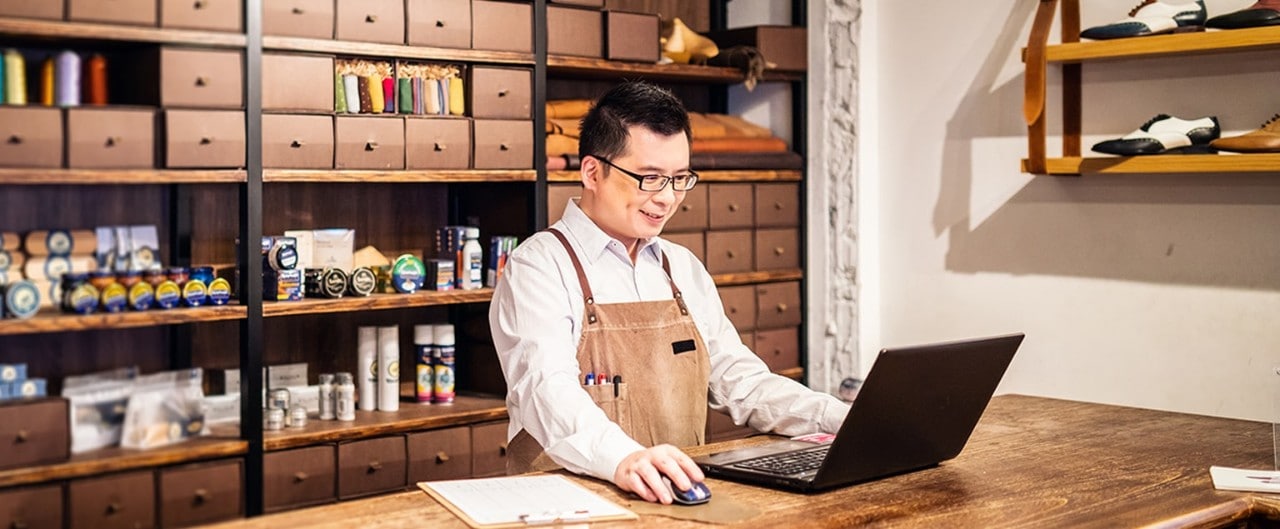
[589,429,646,483]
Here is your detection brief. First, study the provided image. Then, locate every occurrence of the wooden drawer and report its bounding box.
[263,114,334,169]
[470,67,532,120]
[708,183,754,229]
[471,420,509,478]
[264,0,335,39]
[263,53,335,112]
[406,117,471,169]
[407,0,472,49]
[164,110,246,168]
[605,10,660,63]
[0,107,61,168]
[0,484,62,529]
[69,470,155,529]
[407,426,472,482]
[705,230,752,275]
[718,285,756,333]
[264,445,336,513]
[755,228,800,271]
[755,326,800,372]
[662,232,703,263]
[67,107,155,169]
[68,0,156,26]
[756,281,801,330]
[335,116,405,169]
[160,48,243,109]
[159,459,243,528]
[755,183,800,228]
[0,0,63,20]
[472,119,532,170]
[738,331,754,352]
[471,1,532,53]
[664,184,707,232]
[546,183,579,225]
[338,436,408,499]
[548,5,603,58]
[705,408,754,442]
[336,0,404,44]
[160,0,241,32]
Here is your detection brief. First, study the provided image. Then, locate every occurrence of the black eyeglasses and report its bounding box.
[591,156,699,192]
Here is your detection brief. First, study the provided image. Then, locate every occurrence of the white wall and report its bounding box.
[865,0,1280,421]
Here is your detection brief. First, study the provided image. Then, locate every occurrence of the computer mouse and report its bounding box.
[662,476,711,506]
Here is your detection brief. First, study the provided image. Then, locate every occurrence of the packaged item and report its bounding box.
[120,368,207,450]
[62,367,140,453]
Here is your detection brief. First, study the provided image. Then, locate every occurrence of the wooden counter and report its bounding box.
[199,395,1280,528]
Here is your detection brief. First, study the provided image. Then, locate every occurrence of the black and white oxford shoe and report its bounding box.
[1091,114,1220,156]
[1080,0,1207,40]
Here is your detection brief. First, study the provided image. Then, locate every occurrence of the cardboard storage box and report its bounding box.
[0,0,64,20]
[336,0,404,44]
[66,107,156,169]
[547,5,602,58]
[663,184,707,232]
[705,229,753,275]
[263,114,335,169]
[756,281,801,329]
[472,119,532,170]
[164,110,246,168]
[0,107,62,168]
[550,0,602,5]
[545,183,578,225]
[755,228,800,271]
[710,25,807,72]
[263,0,334,39]
[663,231,705,263]
[335,116,405,169]
[68,0,156,26]
[405,117,471,169]
[754,183,801,228]
[605,10,659,63]
[718,284,756,332]
[471,0,532,53]
[263,53,335,112]
[708,183,754,229]
[160,0,241,32]
[160,47,244,108]
[0,398,69,470]
[407,0,472,49]
[469,66,531,120]
[755,326,800,372]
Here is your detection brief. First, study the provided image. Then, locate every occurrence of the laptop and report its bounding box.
[694,333,1024,492]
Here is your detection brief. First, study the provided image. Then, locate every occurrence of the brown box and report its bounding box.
[0,485,63,529]
[662,231,704,263]
[718,284,756,332]
[472,119,532,170]
[605,10,659,63]
[470,66,531,119]
[263,0,334,39]
[756,281,801,329]
[263,53,334,112]
[550,0,602,5]
[738,331,754,352]
[546,183,579,225]
[406,117,471,169]
[548,5,602,58]
[164,110,246,168]
[709,26,807,72]
[160,47,244,109]
[68,470,155,529]
[68,0,156,26]
[0,107,62,168]
[755,228,800,271]
[755,326,800,372]
[407,0,471,49]
[705,229,752,275]
[0,0,64,20]
[708,183,754,229]
[337,436,407,499]
[471,420,509,478]
[705,407,754,442]
[160,0,241,32]
[664,184,707,232]
[335,116,405,169]
[471,1,532,53]
[263,445,336,513]
[159,459,244,528]
[407,426,472,482]
[67,107,156,169]
[755,183,800,228]
[336,0,404,44]
[0,398,68,470]
[263,114,334,168]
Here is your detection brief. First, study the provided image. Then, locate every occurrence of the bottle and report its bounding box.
[335,372,356,421]
[357,326,378,411]
[318,373,335,420]
[377,325,400,411]
[414,325,434,403]
[461,227,482,290]
[432,324,455,404]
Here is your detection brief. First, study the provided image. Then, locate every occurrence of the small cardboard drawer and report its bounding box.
[550,0,602,5]
[338,436,407,500]
[264,445,336,513]
[406,117,471,169]
[708,183,754,229]
[755,326,800,373]
[263,53,334,112]
[546,183,579,225]
[263,114,334,168]
[66,107,155,169]
[161,0,241,32]
[755,228,800,271]
[68,0,156,26]
[335,116,405,169]
[0,399,68,470]
[263,0,334,39]
[718,284,756,332]
[164,109,245,168]
[662,232,704,264]
[548,5,602,58]
[69,470,155,529]
[755,183,801,228]
[160,47,244,109]
[0,107,62,168]
[336,0,404,44]
[407,426,472,482]
[664,184,707,232]
[472,119,532,170]
[756,281,801,330]
[705,230,753,275]
[738,331,754,352]
[407,0,472,49]
[0,0,63,20]
[471,0,532,53]
[710,26,807,72]
[605,10,659,63]
[470,66,532,119]
[0,484,62,529]
[159,459,243,528]
[471,420,509,478]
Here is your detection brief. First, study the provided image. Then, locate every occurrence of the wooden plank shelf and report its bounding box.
[263,169,537,183]
[547,55,801,83]
[263,36,534,65]
[0,169,247,185]
[1023,154,1280,175]
[1044,26,1280,63]
[777,367,804,380]
[547,169,801,183]
[263,289,494,318]
[0,305,248,336]
[258,395,508,451]
[0,18,247,48]
[713,270,803,287]
[0,437,247,488]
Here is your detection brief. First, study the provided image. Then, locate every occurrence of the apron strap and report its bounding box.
[547,228,689,321]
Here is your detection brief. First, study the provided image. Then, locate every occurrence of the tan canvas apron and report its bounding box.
[507,229,711,475]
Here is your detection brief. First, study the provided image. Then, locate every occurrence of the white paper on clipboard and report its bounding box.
[418,474,637,528]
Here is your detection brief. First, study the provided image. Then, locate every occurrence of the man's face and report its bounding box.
[581,125,690,254]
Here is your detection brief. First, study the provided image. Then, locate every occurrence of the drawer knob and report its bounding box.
[193,0,206,9]
[774,201,784,210]
[293,471,309,483]
[367,461,383,473]
[433,142,446,152]
[499,442,508,457]
[14,430,28,443]
[497,89,509,97]
[776,303,788,313]
[436,451,450,463]
[200,137,213,145]
[726,250,736,258]
[291,7,304,14]
[774,246,785,256]
[436,20,445,28]
[728,307,737,314]
[728,203,739,212]
[365,141,379,151]
[106,502,122,515]
[680,204,691,212]
[365,14,378,23]
[290,140,305,148]
[105,136,122,147]
[193,488,209,505]
[499,143,510,151]
[6,135,21,145]
[195,76,208,87]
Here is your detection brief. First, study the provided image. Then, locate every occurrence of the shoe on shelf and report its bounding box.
[1091,114,1220,155]
[1206,0,1280,29]
[1080,0,1207,40]
[1209,114,1280,153]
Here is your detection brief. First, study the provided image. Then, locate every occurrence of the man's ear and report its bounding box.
[581,156,602,192]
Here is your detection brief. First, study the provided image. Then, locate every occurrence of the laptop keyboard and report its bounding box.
[732,445,830,475]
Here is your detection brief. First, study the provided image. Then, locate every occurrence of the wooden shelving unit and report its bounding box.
[1044,26,1280,63]
[547,55,801,83]
[0,305,247,336]
[1021,154,1280,176]
[262,36,534,65]
[0,169,247,185]
[263,169,536,183]
[712,270,803,287]
[0,18,246,47]
[262,290,494,318]
[255,395,507,451]
[547,169,801,183]
[0,437,246,489]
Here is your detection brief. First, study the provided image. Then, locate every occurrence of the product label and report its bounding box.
[128,282,154,311]
[154,281,181,309]
[46,230,71,255]
[207,278,231,305]
[182,279,207,307]
[100,283,127,313]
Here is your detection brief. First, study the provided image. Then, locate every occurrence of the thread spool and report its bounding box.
[343,74,359,114]
[4,49,28,105]
[448,76,464,116]
[40,57,54,106]
[425,79,441,114]
[368,75,384,113]
[56,51,80,107]
[85,54,107,105]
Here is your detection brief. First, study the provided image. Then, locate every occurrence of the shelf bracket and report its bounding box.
[1023,0,1059,175]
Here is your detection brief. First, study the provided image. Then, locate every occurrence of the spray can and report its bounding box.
[432,324,455,404]
[377,325,400,411]
[414,324,434,403]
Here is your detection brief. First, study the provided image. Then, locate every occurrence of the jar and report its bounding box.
[167,267,190,285]
[190,266,215,286]
[117,271,142,289]
[143,269,167,287]
[88,271,115,291]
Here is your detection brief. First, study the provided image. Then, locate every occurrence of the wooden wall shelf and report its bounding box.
[547,169,802,183]
[1044,26,1280,63]
[1023,154,1280,176]
[0,169,247,185]
[0,437,246,489]
[547,55,801,83]
[713,270,803,287]
[256,395,507,451]
[262,290,494,318]
[0,18,246,47]
[777,367,804,380]
[262,169,536,183]
[262,36,534,65]
[0,306,248,336]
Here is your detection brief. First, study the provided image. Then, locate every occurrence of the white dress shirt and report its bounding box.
[489,198,851,482]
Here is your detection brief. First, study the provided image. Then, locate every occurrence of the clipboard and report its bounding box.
[418,475,638,528]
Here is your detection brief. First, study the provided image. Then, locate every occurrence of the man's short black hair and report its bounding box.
[578,81,692,161]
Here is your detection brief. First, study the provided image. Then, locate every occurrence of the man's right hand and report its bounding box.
[613,444,706,504]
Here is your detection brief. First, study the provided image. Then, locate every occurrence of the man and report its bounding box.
[489,81,849,504]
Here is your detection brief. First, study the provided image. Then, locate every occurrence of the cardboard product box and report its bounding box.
[0,363,27,384]
[163,110,246,168]
[406,117,471,169]
[547,5,603,58]
[472,119,532,170]
[268,363,309,389]
[160,0,242,32]
[202,394,240,425]
[283,230,316,269]
[407,0,472,49]
[470,0,532,53]
[68,0,156,26]
[709,25,807,72]
[66,107,156,169]
[263,0,335,39]
[605,10,660,63]
[549,0,602,5]
[0,107,62,168]
[469,66,532,120]
[335,116,405,170]
[263,54,335,112]
[265,268,304,301]
[263,114,335,169]
[336,0,405,44]
[312,229,355,271]
[0,0,64,20]
[159,47,245,108]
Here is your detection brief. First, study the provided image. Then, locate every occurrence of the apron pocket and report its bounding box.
[583,382,630,433]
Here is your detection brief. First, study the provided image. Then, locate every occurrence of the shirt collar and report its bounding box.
[558,198,663,265]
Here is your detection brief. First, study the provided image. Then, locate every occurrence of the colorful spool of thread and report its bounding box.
[382,77,394,113]
[56,51,80,107]
[449,77,464,115]
[40,57,54,106]
[85,54,107,105]
[334,73,347,113]
[342,74,359,114]
[425,80,441,114]
[4,49,27,105]
[367,75,383,113]
[397,77,412,114]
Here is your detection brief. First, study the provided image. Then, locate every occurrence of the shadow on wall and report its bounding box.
[936,4,1280,292]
